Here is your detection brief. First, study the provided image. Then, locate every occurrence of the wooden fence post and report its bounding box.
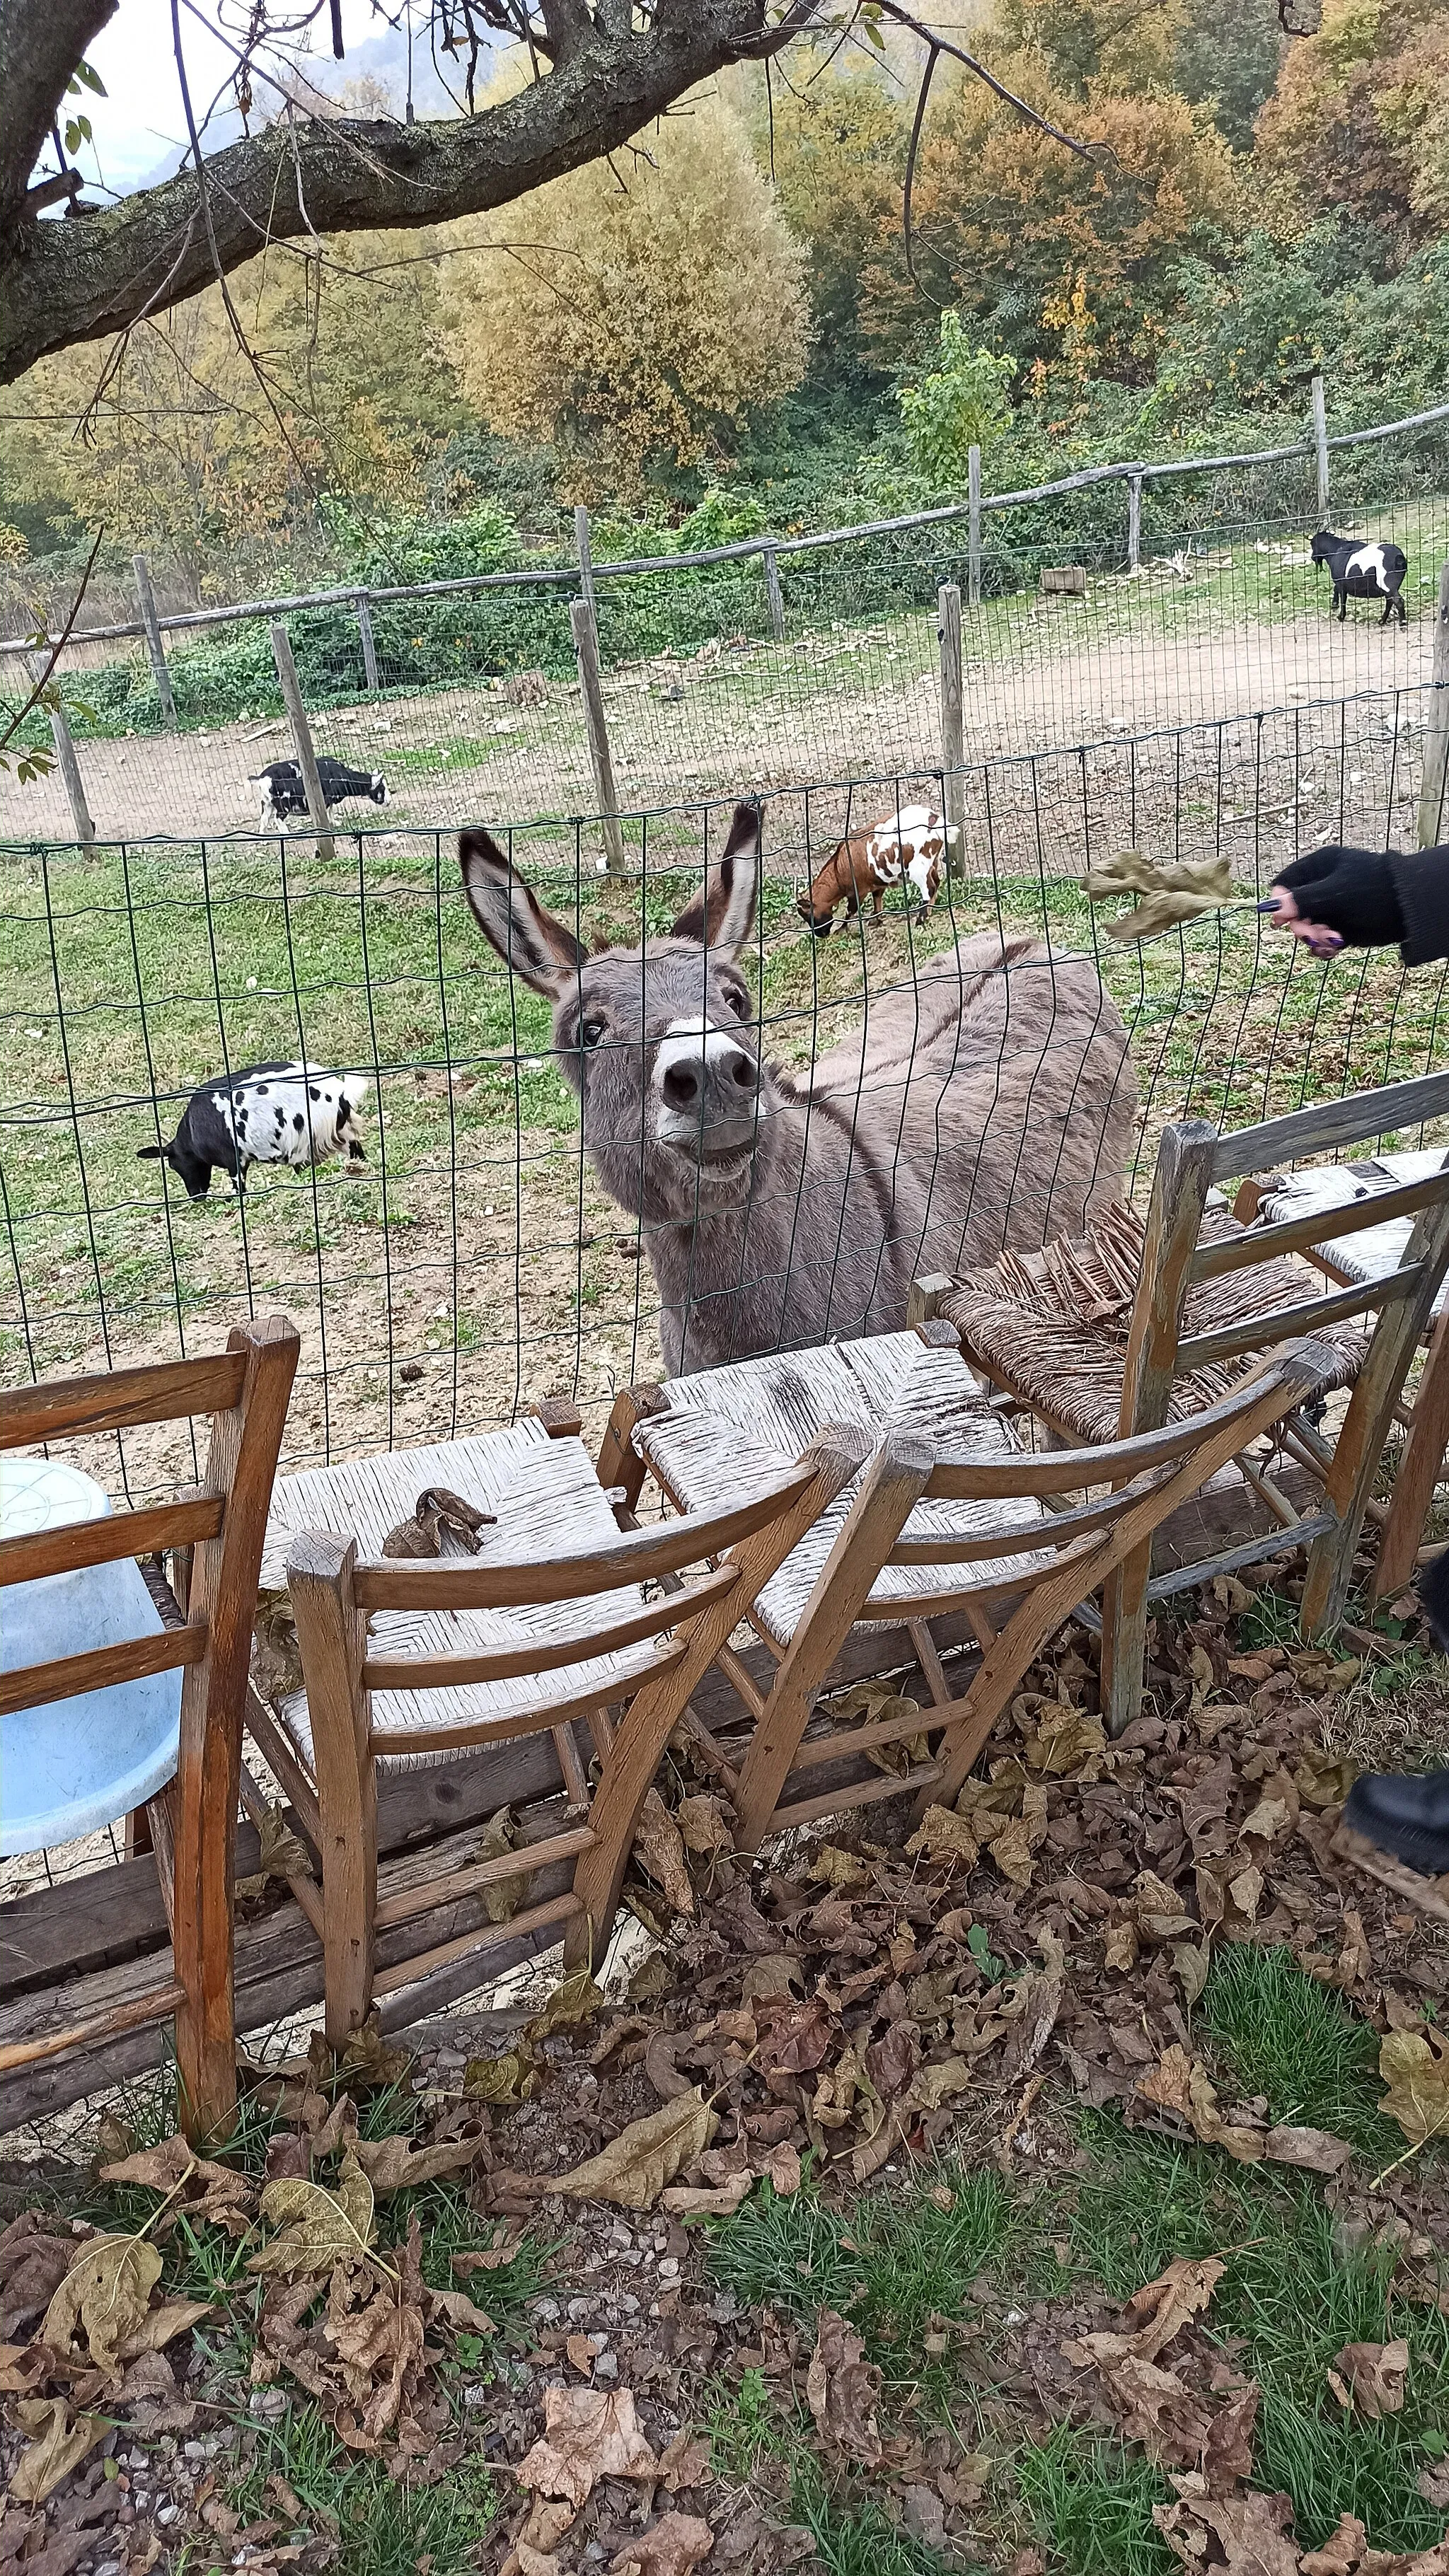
[762,543,785,642]
[354,596,379,694]
[937,581,964,837]
[967,446,982,610]
[26,651,95,844]
[270,622,335,861]
[1127,472,1143,575]
[575,504,596,623]
[571,597,625,875]
[1311,374,1330,528]
[1419,561,1449,849]
[132,555,177,731]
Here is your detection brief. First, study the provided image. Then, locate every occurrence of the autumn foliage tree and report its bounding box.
[1254,0,1449,243]
[437,99,812,501]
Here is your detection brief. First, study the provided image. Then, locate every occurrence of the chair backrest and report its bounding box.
[287,1426,865,2030]
[1120,1070,1449,1443]
[0,1316,300,2137]
[729,1341,1329,1849]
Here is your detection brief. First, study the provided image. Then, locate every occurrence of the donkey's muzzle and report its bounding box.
[654,1031,760,1155]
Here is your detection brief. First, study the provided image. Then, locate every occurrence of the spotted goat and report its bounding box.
[137,1061,369,1198]
[1310,529,1409,627]
[797,803,960,936]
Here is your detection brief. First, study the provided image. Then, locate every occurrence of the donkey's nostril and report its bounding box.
[728,1053,756,1091]
[662,1063,700,1112]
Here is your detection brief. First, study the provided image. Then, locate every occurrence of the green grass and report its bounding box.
[707,2365,795,2480]
[790,2454,965,2576]
[1199,1942,1388,2151]
[1016,2423,1174,2576]
[705,2164,1018,2409]
[226,2398,497,2576]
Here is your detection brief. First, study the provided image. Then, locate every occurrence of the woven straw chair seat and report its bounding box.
[942,1203,1368,1447]
[1258,1150,1449,1321]
[632,1330,1053,1647]
[260,1428,642,1773]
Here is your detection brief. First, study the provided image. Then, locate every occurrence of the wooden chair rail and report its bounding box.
[0,1623,204,1719]
[359,1564,735,1694]
[923,1367,1305,1498]
[1175,1265,1422,1371]
[1213,1072,1449,1183]
[889,1469,1173,1563]
[372,1823,597,1932]
[1193,1174,1449,1280]
[0,1353,248,1449]
[350,1454,830,1611]
[0,1497,224,1591]
[364,1635,686,1760]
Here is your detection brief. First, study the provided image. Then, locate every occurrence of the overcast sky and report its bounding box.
[71,0,422,194]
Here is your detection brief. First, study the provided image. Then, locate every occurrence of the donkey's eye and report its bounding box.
[579,1017,607,1050]
[723,987,749,1019]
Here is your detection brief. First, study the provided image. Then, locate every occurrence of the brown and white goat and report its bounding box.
[797,803,960,936]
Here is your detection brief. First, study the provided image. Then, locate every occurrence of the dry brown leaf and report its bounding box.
[1327,2339,1409,2420]
[528,1969,606,2041]
[1024,1705,1106,1775]
[909,2058,976,2113]
[6,2399,108,2505]
[809,1844,870,1887]
[236,1802,315,1903]
[333,2019,414,2091]
[1153,2475,1298,2575]
[906,1805,980,1868]
[658,2430,712,2493]
[97,2135,254,2232]
[428,2285,498,2336]
[986,1792,1049,1889]
[805,2309,882,2465]
[740,1954,804,2004]
[1379,2026,1449,2146]
[1118,2256,1226,2361]
[464,2046,536,2105]
[518,2386,661,2506]
[633,1790,695,1915]
[352,2133,485,2194]
[1137,2046,1266,2162]
[552,2091,716,2210]
[1091,2352,1216,2463]
[248,2154,376,2275]
[758,2141,802,2197]
[40,2235,163,2379]
[659,2176,753,2217]
[676,1795,732,1857]
[1104,1919,1139,1973]
[607,2514,715,2576]
[1203,2385,1259,2495]
[1263,2126,1351,2177]
[471,1806,526,1925]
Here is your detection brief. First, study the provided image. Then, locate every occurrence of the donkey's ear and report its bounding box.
[671,800,761,961]
[459,828,588,997]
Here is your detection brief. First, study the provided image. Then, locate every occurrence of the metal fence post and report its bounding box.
[270,622,335,861]
[967,446,982,609]
[355,595,379,694]
[1127,472,1143,575]
[571,597,625,875]
[1311,374,1330,528]
[761,543,785,642]
[132,555,178,731]
[575,504,596,623]
[1419,561,1449,848]
[937,582,964,836]
[26,651,95,843]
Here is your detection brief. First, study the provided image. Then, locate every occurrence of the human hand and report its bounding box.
[1259,845,1405,958]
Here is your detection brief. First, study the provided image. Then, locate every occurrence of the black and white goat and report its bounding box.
[249,758,388,830]
[138,1061,369,1198]
[1310,529,1408,627]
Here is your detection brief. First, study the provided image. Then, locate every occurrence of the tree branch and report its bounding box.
[0,0,115,216]
[0,0,821,383]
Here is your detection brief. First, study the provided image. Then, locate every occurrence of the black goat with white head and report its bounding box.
[250,758,388,830]
[1310,529,1408,627]
[138,1062,369,1198]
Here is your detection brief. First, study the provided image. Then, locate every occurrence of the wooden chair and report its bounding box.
[724,1342,1329,1847]
[1235,1147,1449,1599]
[0,1318,299,2142]
[283,1427,860,2046]
[933,1072,1449,1731]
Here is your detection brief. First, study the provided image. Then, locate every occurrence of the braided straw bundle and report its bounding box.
[1083,849,1242,943]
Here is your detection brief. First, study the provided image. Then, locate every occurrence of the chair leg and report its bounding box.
[1374,1310,1449,1599]
[733,1438,933,1852]
[596,1384,665,1515]
[564,1429,868,1967]
[288,1533,376,2049]
[1099,1539,1153,1739]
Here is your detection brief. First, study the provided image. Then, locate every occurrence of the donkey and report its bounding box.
[459,803,1137,1374]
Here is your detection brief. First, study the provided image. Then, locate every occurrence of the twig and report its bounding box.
[878,0,1113,165]
[0,528,103,760]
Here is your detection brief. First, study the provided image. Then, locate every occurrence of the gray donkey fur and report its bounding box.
[460,802,1137,1374]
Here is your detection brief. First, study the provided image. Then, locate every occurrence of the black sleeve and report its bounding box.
[1387,845,1449,968]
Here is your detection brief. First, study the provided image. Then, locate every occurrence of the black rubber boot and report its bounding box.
[1341,1768,1449,1876]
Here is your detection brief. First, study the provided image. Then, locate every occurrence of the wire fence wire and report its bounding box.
[3,418,1448,847]
[4,677,1446,1500]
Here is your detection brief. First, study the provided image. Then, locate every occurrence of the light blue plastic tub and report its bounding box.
[1,1456,183,1857]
